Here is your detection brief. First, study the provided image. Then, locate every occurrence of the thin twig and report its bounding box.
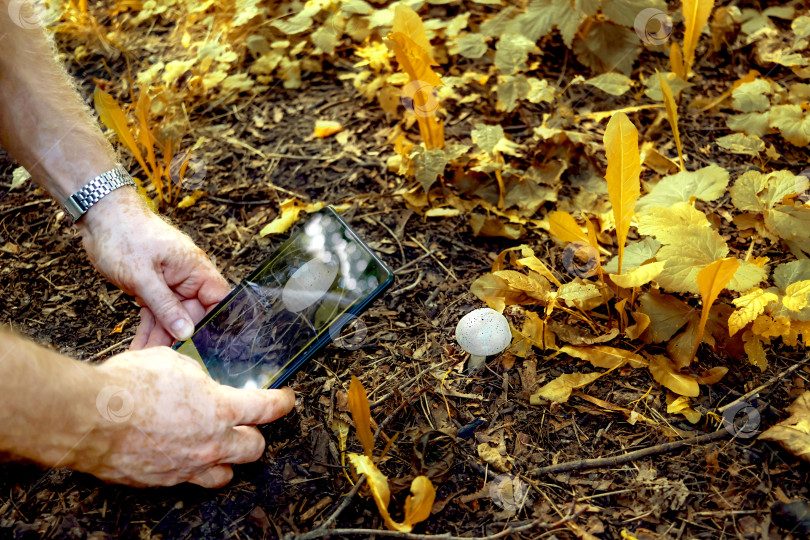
[717,354,810,413]
[0,199,53,217]
[408,236,457,282]
[535,429,731,475]
[391,271,424,296]
[374,389,425,442]
[289,475,366,540]
[394,250,437,275]
[291,514,575,540]
[87,336,135,360]
[369,216,406,267]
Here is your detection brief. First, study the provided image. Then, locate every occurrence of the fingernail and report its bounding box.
[171,319,194,341]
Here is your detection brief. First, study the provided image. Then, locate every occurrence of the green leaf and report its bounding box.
[731,79,771,112]
[526,78,555,103]
[453,33,489,59]
[716,133,765,155]
[480,6,519,37]
[311,25,339,54]
[775,260,810,291]
[655,227,729,294]
[769,104,810,146]
[726,112,770,137]
[636,165,729,213]
[507,0,590,47]
[494,33,535,75]
[585,72,633,96]
[472,124,506,154]
[643,72,692,101]
[412,147,448,192]
[270,14,313,34]
[603,238,661,273]
[730,170,806,211]
[497,75,531,112]
[792,15,810,46]
[573,21,640,75]
[728,260,768,292]
[602,0,667,27]
[637,203,712,244]
[11,167,30,190]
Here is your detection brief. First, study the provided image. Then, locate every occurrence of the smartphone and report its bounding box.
[173,207,394,389]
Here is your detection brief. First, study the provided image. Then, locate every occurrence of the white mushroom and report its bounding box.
[455,308,512,371]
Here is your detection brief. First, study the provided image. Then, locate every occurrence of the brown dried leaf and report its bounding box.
[760,391,810,463]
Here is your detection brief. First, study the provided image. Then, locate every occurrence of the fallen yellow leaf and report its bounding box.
[348,376,374,457]
[560,345,647,369]
[530,371,605,404]
[348,453,436,532]
[312,120,343,138]
[610,261,666,289]
[259,199,326,236]
[547,211,589,245]
[648,354,700,397]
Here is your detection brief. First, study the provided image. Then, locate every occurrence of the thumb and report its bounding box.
[135,274,195,341]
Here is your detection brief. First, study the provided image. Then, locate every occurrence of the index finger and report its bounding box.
[219,386,296,426]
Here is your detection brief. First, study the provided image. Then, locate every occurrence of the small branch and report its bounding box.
[286,475,366,540]
[291,514,575,540]
[394,250,437,275]
[374,389,425,442]
[536,429,730,475]
[717,354,810,413]
[88,336,134,360]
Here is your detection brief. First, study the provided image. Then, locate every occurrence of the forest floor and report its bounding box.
[1,3,810,539]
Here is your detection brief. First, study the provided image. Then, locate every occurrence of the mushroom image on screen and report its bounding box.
[281,258,339,313]
[455,308,511,371]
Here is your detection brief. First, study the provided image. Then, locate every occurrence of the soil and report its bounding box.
[1,4,810,539]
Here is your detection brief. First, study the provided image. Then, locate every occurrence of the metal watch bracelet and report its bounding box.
[62,167,136,222]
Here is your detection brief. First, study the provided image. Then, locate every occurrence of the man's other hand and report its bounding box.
[78,187,230,349]
[84,346,295,487]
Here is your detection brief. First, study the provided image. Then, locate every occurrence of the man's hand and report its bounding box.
[80,346,295,487]
[79,188,230,349]
[0,331,296,488]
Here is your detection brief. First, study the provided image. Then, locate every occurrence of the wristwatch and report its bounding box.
[62,166,136,222]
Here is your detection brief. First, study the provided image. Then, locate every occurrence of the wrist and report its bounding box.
[0,333,113,470]
[76,184,150,235]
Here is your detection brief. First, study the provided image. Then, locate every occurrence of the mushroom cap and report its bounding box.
[455,308,511,357]
[282,258,339,313]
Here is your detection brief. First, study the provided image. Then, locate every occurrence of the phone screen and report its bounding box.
[174,208,392,389]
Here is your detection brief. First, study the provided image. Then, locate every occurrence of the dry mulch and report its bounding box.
[1,13,810,540]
